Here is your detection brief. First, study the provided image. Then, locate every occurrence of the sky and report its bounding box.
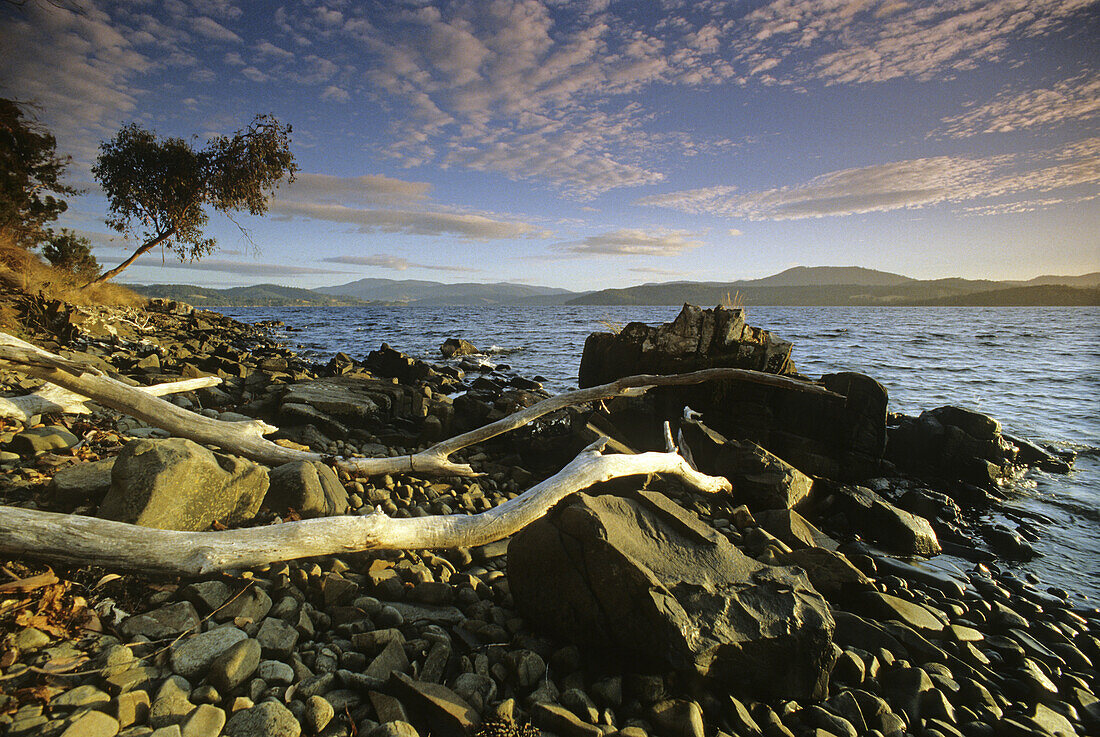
[1,0,1098,291]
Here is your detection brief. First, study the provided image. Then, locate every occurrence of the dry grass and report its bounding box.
[722,290,745,309]
[0,234,144,310]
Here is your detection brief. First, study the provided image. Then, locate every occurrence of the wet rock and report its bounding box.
[266,461,349,518]
[509,490,835,699]
[98,438,268,530]
[441,338,479,358]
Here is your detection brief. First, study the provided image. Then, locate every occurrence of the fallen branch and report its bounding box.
[0,377,222,422]
[0,331,841,477]
[0,439,731,575]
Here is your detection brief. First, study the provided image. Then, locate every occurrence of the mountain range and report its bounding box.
[128,266,1100,307]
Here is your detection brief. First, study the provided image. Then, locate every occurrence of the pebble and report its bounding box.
[223,701,301,737]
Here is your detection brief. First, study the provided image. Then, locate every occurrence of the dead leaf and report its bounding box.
[93,573,122,590]
[0,571,58,594]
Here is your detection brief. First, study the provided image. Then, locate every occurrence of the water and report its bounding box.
[218,304,1100,602]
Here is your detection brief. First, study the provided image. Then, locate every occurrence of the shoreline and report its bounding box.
[1,300,1096,737]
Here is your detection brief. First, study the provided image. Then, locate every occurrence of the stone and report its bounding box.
[49,458,116,505]
[441,338,479,358]
[52,684,111,711]
[169,626,248,680]
[827,483,941,556]
[9,425,80,454]
[304,695,334,734]
[649,699,706,737]
[12,626,50,650]
[223,701,301,737]
[98,438,269,530]
[714,441,815,511]
[115,691,151,728]
[214,587,272,624]
[150,676,193,729]
[849,591,946,633]
[59,710,119,737]
[364,640,410,682]
[180,704,225,737]
[265,461,349,518]
[390,672,477,737]
[255,617,299,658]
[771,548,870,599]
[533,703,603,737]
[560,688,599,724]
[207,639,261,693]
[179,581,232,615]
[369,722,420,737]
[259,660,294,685]
[508,491,835,700]
[755,508,838,550]
[120,601,201,641]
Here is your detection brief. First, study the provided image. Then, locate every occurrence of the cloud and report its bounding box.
[189,16,241,43]
[728,228,743,236]
[629,266,687,277]
[561,228,705,256]
[320,85,350,102]
[271,172,546,239]
[937,74,1100,137]
[637,138,1100,220]
[111,258,344,276]
[271,201,545,239]
[323,254,481,273]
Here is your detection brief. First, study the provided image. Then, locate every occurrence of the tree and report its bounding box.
[89,115,298,284]
[0,98,77,249]
[41,228,99,280]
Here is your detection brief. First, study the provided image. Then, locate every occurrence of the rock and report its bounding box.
[714,440,815,510]
[259,660,294,686]
[169,626,247,680]
[441,338,479,358]
[755,509,838,550]
[98,438,269,530]
[508,490,835,699]
[848,591,946,633]
[304,695,334,734]
[771,548,870,599]
[12,626,50,650]
[649,699,706,737]
[255,617,299,658]
[59,710,119,737]
[120,601,201,641]
[223,701,301,737]
[390,672,477,737]
[180,704,226,737]
[9,425,80,454]
[48,458,116,505]
[826,483,941,556]
[532,703,603,737]
[207,639,261,693]
[265,461,349,518]
[179,581,232,615]
[214,587,272,624]
[52,684,111,711]
[369,722,420,737]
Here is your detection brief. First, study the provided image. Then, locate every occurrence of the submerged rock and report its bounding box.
[508,490,836,700]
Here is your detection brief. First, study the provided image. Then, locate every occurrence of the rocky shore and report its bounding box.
[0,299,1096,737]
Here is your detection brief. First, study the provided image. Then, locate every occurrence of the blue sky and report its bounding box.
[2,0,1098,290]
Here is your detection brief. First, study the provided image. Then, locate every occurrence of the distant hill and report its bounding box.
[317,278,580,305]
[129,283,367,306]
[569,267,1100,306]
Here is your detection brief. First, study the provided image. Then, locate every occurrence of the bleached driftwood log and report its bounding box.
[0,331,841,477]
[0,439,730,575]
[0,377,222,422]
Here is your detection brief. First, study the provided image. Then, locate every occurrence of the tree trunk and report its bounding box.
[0,376,222,422]
[84,228,175,286]
[0,439,730,575]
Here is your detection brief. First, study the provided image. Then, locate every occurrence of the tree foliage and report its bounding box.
[41,228,100,280]
[90,115,297,284]
[0,98,77,249]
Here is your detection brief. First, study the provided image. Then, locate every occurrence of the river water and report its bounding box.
[218,305,1100,602]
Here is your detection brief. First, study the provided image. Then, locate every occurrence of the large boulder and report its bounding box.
[822,483,941,557]
[713,440,815,510]
[508,490,835,700]
[97,438,269,530]
[578,305,888,481]
[266,461,349,518]
[887,405,1026,489]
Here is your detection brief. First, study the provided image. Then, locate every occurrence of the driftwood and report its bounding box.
[0,329,843,575]
[0,377,221,422]
[0,439,730,575]
[0,331,840,477]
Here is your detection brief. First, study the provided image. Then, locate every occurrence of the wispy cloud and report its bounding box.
[112,258,344,276]
[936,74,1100,138]
[323,254,481,273]
[638,138,1100,220]
[561,228,705,257]
[270,172,546,240]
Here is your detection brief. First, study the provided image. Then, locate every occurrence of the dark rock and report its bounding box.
[771,548,870,599]
[8,425,80,454]
[441,338,480,358]
[755,509,838,550]
[266,461,349,518]
[825,483,940,556]
[508,490,835,699]
[48,458,115,505]
[390,672,477,737]
[120,601,201,641]
[713,441,815,510]
[97,438,268,530]
[533,703,603,737]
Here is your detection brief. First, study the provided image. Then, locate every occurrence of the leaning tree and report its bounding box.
[88,115,297,285]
